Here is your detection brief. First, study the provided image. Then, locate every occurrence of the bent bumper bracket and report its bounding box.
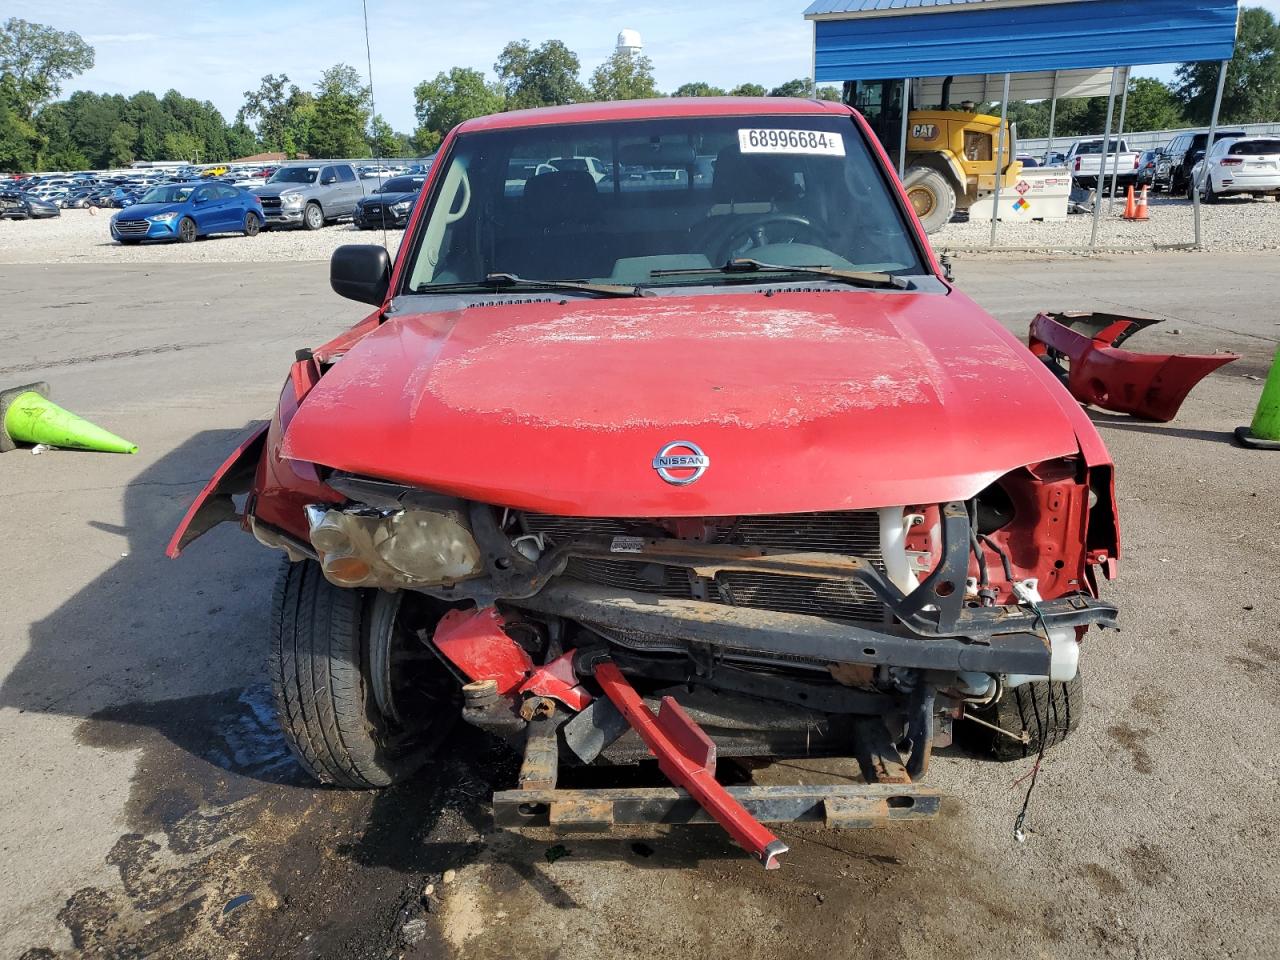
[593,660,789,869]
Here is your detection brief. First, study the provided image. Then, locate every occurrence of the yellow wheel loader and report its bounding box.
[845,79,1024,234]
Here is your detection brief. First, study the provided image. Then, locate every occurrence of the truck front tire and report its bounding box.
[961,675,1083,761]
[269,559,458,788]
[903,166,957,235]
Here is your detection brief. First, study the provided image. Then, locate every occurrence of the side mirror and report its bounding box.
[321,175,337,185]
[331,244,391,306]
[193,195,208,204]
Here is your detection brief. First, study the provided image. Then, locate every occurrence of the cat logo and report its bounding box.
[911,124,939,140]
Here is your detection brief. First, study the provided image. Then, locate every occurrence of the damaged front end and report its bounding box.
[263,459,1117,868]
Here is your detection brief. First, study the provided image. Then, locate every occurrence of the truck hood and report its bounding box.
[252,185,312,198]
[282,290,1092,515]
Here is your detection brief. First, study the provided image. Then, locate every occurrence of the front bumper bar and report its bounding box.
[509,580,1114,676]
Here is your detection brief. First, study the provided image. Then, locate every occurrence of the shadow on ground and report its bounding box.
[5,428,776,960]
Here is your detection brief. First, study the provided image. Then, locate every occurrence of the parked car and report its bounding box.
[1135,149,1161,188]
[1065,137,1140,190]
[169,98,1120,866]
[1190,136,1280,202]
[109,182,264,243]
[1042,150,1067,167]
[1154,129,1248,195]
[0,190,61,219]
[1015,153,1040,168]
[353,174,427,229]
[252,162,366,230]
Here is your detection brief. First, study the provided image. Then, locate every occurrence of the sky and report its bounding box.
[11,0,1280,132]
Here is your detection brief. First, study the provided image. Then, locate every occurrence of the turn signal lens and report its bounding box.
[323,554,373,585]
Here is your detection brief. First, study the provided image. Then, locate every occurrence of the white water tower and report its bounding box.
[616,28,642,57]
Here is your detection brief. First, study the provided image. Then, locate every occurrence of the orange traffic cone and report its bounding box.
[1132,185,1150,221]
[1122,185,1137,219]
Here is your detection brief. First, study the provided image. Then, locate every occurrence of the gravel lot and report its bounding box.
[1,253,1278,960]
[0,208,404,264]
[936,194,1280,252]
[4,192,1278,265]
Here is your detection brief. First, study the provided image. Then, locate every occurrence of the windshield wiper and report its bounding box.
[650,258,908,290]
[417,272,651,298]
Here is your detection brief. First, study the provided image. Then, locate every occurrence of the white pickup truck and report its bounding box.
[1066,137,1141,190]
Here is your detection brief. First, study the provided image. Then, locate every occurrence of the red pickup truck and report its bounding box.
[170,97,1119,869]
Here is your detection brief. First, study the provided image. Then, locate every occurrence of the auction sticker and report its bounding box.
[738,128,845,156]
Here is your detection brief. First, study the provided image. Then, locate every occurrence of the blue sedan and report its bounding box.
[110,182,265,244]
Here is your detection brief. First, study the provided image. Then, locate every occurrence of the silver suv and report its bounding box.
[252,162,366,230]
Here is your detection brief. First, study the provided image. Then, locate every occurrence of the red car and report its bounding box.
[170,98,1119,869]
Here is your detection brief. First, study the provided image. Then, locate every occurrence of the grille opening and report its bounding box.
[521,510,889,624]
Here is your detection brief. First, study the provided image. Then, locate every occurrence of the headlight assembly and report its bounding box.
[390,201,411,213]
[282,194,304,207]
[149,211,180,222]
[305,503,483,589]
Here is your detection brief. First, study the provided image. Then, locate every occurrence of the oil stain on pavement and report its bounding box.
[12,678,1167,960]
[16,684,515,960]
[18,683,1115,960]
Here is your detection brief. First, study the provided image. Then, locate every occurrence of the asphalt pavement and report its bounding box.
[0,253,1277,960]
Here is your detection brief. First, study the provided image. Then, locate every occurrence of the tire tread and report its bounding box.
[967,676,1083,761]
[269,559,399,788]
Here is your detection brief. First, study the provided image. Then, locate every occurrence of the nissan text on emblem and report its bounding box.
[652,441,710,485]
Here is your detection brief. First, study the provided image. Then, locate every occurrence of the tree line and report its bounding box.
[3,9,1279,172]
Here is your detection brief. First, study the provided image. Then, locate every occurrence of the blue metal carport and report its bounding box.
[803,0,1242,248]
[807,0,1238,81]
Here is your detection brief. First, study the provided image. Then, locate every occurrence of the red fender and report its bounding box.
[166,424,268,558]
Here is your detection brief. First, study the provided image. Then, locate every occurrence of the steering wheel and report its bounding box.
[710,213,829,265]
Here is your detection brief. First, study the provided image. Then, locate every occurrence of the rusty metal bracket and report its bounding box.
[492,677,944,861]
[494,784,942,831]
[1029,311,1238,422]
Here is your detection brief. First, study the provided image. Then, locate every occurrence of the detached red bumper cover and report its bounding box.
[1029,311,1238,423]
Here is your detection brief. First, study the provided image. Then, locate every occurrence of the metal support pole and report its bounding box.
[810,23,818,99]
[1046,71,1059,160]
[1108,67,1130,208]
[988,72,1011,247]
[898,78,911,178]
[1195,59,1230,249]
[1089,67,1120,250]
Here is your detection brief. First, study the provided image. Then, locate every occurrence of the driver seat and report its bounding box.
[706,147,803,217]
[692,147,806,261]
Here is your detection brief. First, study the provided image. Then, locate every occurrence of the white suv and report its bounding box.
[1192,136,1280,201]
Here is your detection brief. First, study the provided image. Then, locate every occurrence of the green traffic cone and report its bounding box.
[0,381,137,454]
[1235,346,1280,450]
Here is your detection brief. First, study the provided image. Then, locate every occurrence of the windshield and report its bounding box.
[402,114,923,292]
[1075,140,1126,155]
[379,176,426,193]
[269,167,318,184]
[1232,139,1280,155]
[139,184,196,204]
